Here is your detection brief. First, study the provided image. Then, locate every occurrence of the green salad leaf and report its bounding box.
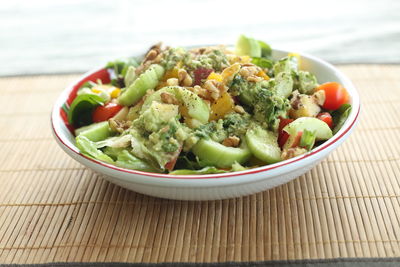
[251,57,274,69]
[76,135,114,164]
[332,104,352,134]
[68,94,105,127]
[115,150,159,172]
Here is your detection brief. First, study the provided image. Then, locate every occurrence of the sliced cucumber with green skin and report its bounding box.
[283,117,333,149]
[235,35,262,57]
[75,121,114,142]
[118,64,165,106]
[245,126,281,164]
[192,139,251,168]
[142,86,210,124]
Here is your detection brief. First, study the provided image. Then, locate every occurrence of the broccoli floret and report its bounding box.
[161,47,189,70]
[253,88,290,129]
[230,75,290,129]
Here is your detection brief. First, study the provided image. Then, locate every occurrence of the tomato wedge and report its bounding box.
[317,112,333,128]
[278,118,294,148]
[165,147,182,172]
[92,102,123,122]
[316,82,349,110]
[291,131,303,148]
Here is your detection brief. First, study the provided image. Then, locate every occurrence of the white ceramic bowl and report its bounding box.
[51,48,360,200]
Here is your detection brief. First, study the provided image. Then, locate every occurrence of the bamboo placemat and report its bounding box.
[0,65,399,264]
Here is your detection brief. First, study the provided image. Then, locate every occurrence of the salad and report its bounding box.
[65,35,352,175]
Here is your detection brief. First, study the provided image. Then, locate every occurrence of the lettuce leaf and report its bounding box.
[115,150,159,172]
[68,94,105,127]
[332,104,352,134]
[76,136,114,164]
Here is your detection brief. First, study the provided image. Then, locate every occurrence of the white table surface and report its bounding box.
[1,0,399,76]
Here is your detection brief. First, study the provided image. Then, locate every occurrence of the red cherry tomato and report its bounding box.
[278,118,294,148]
[92,102,123,122]
[316,82,349,110]
[165,147,182,172]
[291,131,303,148]
[165,157,178,172]
[317,112,333,128]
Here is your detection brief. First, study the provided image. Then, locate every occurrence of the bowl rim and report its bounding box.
[51,48,360,180]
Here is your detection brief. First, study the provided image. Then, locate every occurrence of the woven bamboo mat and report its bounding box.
[0,65,399,264]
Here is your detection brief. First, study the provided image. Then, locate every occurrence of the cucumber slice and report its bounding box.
[174,87,210,124]
[283,117,333,149]
[75,121,114,142]
[192,139,251,168]
[142,86,210,124]
[118,64,165,106]
[235,35,262,57]
[245,126,281,164]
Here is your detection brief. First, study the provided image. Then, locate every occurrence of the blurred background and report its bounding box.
[1,0,399,76]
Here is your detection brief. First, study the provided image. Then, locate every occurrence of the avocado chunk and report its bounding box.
[283,117,333,149]
[142,86,210,124]
[192,139,251,168]
[235,35,262,57]
[245,126,281,164]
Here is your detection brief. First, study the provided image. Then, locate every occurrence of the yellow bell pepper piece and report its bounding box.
[110,88,121,98]
[207,72,223,82]
[257,70,270,80]
[91,87,102,94]
[221,63,241,83]
[161,67,180,81]
[209,92,235,121]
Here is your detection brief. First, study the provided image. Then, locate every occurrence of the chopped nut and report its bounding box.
[204,80,220,100]
[234,105,245,114]
[222,136,240,147]
[166,78,179,86]
[135,42,164,75]
[239,64,263,83]
[203,80,228,101]
[281,147,308,160]
[247,76,263,83]
[178,69,193,87]
[190,85,209,99]
[160,92,179,105]
[109,118,132,134]
[145,49,158,61]
[241,63,256,67]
